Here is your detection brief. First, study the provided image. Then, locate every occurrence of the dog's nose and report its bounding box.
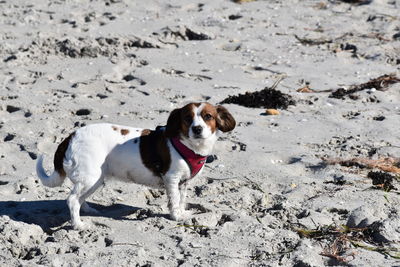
[192,125,203,135]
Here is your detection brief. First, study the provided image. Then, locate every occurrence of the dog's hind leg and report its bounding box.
[80,177,104,215]
[67,182,86,229]
[67,172,104,229]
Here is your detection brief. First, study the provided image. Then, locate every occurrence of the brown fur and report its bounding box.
[179,104,197,137]
[120,129,129,135]
[165,108,183,138]
[216,105,236,132]
[165,103,235,137]
[200,103,218,133]
[54,132,75,177]
[141,129,151,136]
[165,103,202,138]
[140,129,171,176]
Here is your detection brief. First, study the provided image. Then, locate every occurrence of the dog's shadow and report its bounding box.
[0,200,164,231]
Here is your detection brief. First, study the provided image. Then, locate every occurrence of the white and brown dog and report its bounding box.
[36,102,235,229]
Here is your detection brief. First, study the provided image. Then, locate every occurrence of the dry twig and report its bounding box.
[324,157,400,174]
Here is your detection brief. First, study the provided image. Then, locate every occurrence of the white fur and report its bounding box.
[36,155,64,187]
[36,103,231,229]
[181,103,217,156]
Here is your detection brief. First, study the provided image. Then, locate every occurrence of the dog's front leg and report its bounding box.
[179,183,188,211]
[164,176,181,220]
[164,176,190,221]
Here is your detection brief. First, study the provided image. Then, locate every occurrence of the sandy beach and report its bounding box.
[1,0,400,266]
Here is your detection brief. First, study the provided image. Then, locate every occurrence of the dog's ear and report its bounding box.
[165,108,182,138]
[216,105,236,132]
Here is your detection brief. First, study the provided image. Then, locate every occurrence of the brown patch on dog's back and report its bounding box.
[141,129,151,136]
[140,129,171,177]
[121,129,129,135]
[54,132,75,177]
[112,126,118,131]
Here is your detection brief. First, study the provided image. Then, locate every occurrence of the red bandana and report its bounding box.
[170,137,207,179]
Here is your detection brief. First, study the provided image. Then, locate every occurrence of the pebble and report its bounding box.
[265,109,279,115]
[4,133,15,142]
[104,237,113,247]
[28,152,37,160]
[76,109,91,116]
[228,14,243,20]
[222,42,241,51]
[6,105,21,113]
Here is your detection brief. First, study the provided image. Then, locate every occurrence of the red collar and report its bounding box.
[170,137,207,179]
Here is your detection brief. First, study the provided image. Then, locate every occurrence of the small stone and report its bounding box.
[76,109,91,116]
[96,93,108,99]
[122,74,136,82]
[4,55,17,62]
[265,109,279,115]
[4,134,15,142]
[340,43,358,54]
[228,14,243,20]
[104,237,113,247]
[222,43,241,51]
[373,116,385,121]
[81,46,100,58]
[28,152,37,160]
[296,85,315,93]
[296,209,310,219]
[6,105,21,113]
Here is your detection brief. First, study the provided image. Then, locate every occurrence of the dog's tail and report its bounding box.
[36,132,74,187]
[36,155,66,187]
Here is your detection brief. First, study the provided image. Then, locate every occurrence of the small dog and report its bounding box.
[36,102,235,229]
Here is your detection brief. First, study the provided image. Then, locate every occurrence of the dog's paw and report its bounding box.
[71,220,89,230]
[170,209,193,221]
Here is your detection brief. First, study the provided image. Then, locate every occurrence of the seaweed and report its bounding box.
[294,35,333,46]
[367,171,396,191]
[294,223,400,262]
[329,74,400,99]
[220,78,295,109]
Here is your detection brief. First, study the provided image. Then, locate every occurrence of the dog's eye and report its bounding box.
[184,115,193,124]
[203,114,213,121]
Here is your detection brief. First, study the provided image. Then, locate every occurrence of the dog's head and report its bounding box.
[165,102,236,140]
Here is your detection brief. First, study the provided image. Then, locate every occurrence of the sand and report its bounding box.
[1,0,400,266]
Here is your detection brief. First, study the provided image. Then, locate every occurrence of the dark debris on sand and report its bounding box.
[367,171,397,191]
[329,74,400,99]
[338,0,373,5]
[220,87,295,109]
